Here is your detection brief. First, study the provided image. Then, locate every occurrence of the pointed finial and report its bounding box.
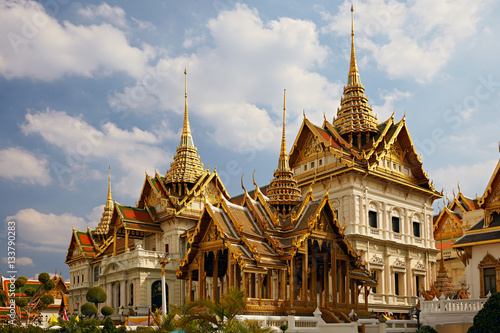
[252,170,257,187]
[241,174,246,192]
[347,4,360,86]
[278,89,289,171]
[303,109,306,119]
[351,5,354,37]
[107,166,112,203]
[182,68,191,138]
[323,112,327,122]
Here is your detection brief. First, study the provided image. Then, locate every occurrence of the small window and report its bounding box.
[369,211,378,228]
[395,273,400,295]
[372,271,377,294]
[484,268,497,296]
[392,216,400,233]
[310,161,315,168]
[318,159,323,166]
[77,276,80,284]
[413,222,421,238]
[82,274,84,283]
[165,244,169,254]
[94,266,99,282]
[304,164,308,171]
[415,275,421,297]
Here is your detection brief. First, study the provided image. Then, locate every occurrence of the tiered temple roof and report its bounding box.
[333,6,378,142]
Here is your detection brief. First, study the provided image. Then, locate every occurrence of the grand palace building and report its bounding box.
[65,8,442,321]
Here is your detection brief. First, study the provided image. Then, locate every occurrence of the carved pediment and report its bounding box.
[479,253,498,267]
[370,255,384,268]
[435,216,464,240]
[303,134,323,158]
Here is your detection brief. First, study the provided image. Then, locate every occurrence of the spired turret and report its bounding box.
[333,6,379,148]
[165,69,205,195]
[267,89,301,215]
[96,166,113,235]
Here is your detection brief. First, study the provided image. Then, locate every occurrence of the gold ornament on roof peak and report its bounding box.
[333,5,379,139]
[96,166,114,235]
[267,89,301,214]
[165,69,205,187]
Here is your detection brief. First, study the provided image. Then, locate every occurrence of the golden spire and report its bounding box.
[180,68,194,148]
[333,5,379,140]
[165,69,204,188]
[278,89,289,171]
[267,89,301,214]
[348,5,360,86]
[96,166,114,235]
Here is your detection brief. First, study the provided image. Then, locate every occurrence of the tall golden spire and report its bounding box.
[96,166,114,235]
[267,89,301,214]
[334,5,379,142]
[278,89,289,171]
[180,68,194,148]
[165,69,204,191]
[348,5,360,86]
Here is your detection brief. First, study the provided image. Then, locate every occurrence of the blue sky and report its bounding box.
[1,0,500,280]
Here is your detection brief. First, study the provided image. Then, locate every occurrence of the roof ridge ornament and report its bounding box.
[165,69,205,187]
[267,89,301,215]
[333,5,379,139]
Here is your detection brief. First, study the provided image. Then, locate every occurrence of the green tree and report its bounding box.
[468,292,500,333]
[81,302,98,318]
[86,286,107,307]
[177,288,247,333]
[417,325,438,333]
[101,305,114,317]
[102,317,116,333]
[12,273,55,325]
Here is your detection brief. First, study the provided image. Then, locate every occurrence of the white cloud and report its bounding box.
[86,205,105,225]
[0,147,51,185]
[20,108,171,197]
[320,0,488,83]
[432,159,499,199]
[131,17,155,31]
[373,88,412,120]
[6,209,89,248]
[109,4,338,153]
[0,0,155,81]
[1,256,34,266]
[78,3,127,28]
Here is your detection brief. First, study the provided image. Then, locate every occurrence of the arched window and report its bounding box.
[94,266,99,282]
[151,280,168,313]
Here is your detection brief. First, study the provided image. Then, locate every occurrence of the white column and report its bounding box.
[161,275,167,315]
[120,281,126,309]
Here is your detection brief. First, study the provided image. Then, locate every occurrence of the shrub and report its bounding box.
[81,302,98,318]
[102,317,116,333]
[417,325,438,333]
[86,286,107,307]
[37,272,50,284]
[101,305,114,317]
[468,292,500,333]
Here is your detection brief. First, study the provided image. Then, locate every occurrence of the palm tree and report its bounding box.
[177,288,247,332]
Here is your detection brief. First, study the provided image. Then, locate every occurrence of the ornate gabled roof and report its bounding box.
[95,167,113,235]
[289,114,440,197]
[477,154,500,227]
[333,6,378,137]
[165,69,205,186]
[267,90,301,213]
[114,203,162,234]
[433,206,465,243]
[65,228,97,263]
[177,184,371,282]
